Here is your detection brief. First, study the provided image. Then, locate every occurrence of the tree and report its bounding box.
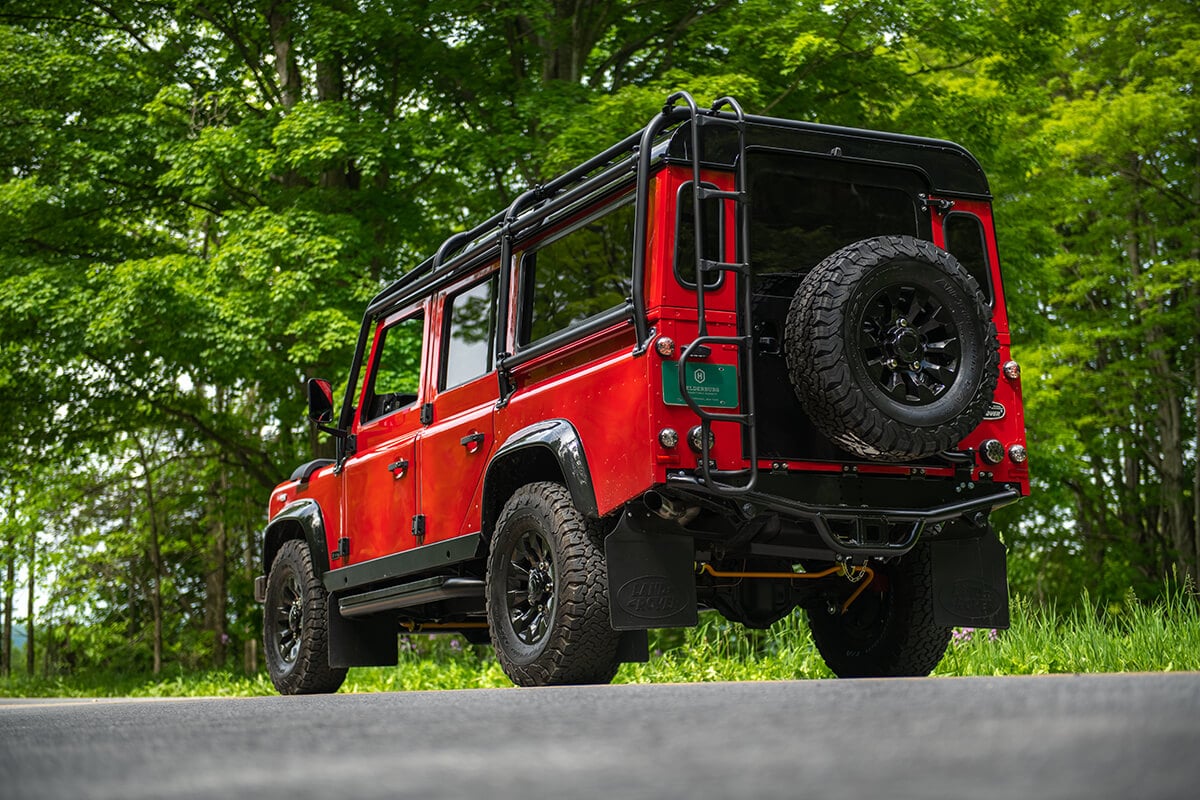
[9,0,1186,681]
[998,0,1200,597]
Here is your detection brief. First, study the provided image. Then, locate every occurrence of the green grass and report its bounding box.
[3,583,1197,698]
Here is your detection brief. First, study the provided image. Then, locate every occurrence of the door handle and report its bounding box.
[460,432,485,451]
[387,459,409,478]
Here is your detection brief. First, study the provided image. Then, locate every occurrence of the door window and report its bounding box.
[441,275,498,390]
[362,312,424,423]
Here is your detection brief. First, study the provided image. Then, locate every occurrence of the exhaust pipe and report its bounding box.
[643,491,701,526]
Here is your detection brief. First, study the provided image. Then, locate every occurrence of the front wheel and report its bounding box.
[806,543,951,678]
[263,539,347,695]
[486,482,621,687]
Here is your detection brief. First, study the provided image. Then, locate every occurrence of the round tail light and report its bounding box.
[979,439,1005,464]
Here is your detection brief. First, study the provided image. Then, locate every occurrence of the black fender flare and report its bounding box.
[263,499,331,579]
[480,419,598,543]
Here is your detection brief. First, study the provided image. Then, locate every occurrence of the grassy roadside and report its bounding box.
[3,585,1197,698]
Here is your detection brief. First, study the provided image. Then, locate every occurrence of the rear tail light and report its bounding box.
[687,425,715,453]
[980,439,1005,464]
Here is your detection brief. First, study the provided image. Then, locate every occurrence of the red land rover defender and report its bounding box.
[256,92,1029,693]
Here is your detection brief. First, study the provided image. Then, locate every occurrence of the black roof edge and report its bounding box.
[665,111,991,197]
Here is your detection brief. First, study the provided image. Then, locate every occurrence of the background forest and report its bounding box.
[0,0,1196,679]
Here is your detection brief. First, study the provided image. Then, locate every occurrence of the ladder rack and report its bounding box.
[669,91,758,495]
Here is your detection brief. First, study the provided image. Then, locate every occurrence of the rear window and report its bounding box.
[747,153,926,276]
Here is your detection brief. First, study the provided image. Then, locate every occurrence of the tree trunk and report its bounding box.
[134,439,164,676]
[244,492,259,674]
[25,528,34,675]
[1125,156,1193,584]
[205,464,229,668]
[2,539,13,677]
[1190,139,1200,584]
[267,2,301,109]
[1193,282,1200,580]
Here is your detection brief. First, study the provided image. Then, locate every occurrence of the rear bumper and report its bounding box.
[666,473,1021,558]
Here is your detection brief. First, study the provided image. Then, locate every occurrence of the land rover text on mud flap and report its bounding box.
[256,91,1029,693]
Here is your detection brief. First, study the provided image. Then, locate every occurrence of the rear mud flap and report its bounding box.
[604,506,698,631]
[930,532,1011,630]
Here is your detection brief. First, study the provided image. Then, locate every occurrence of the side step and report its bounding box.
[339,576,485,618]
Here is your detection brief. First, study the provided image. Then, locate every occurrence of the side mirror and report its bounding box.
[307,378,335,424]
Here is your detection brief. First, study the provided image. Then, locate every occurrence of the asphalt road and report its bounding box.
[1,673,1198,799]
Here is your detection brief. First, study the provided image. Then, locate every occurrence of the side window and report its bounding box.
[675,182,724,288]
[944,213,993,304]
[518,197,635,347]
[362,312,424,422]
[441,274,498,390]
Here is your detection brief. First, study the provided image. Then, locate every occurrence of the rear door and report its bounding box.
[416,269,500,543]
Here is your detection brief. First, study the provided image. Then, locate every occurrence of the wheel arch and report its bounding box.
[263,499,331,579]
[481,419,599,546]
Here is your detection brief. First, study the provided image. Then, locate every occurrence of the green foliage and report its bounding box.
[0,0,1196,679]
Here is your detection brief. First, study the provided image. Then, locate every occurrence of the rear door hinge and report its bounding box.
[919,193,955,214]
[412,514,426,544]
[420,403,434,425]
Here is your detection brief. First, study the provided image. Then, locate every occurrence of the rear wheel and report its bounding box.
[263,539,347,695]
[806,543,951,678]
[486,482,621,687]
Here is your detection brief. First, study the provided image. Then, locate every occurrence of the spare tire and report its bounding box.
[784,235,998,461]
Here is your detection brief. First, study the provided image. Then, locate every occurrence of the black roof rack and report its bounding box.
[368,102,989,322]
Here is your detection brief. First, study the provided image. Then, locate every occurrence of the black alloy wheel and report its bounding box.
[273,572,304,665]
[506,528,557,647]
[858,283,962,406]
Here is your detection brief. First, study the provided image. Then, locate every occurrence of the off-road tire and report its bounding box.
[263,539,347,695]
[806,543,952,677]
[486,482,622,687]
[785,235,999,460]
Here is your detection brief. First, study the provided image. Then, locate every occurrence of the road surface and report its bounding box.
[2,673,1198,799]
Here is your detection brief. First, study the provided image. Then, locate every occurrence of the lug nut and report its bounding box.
[911,361,922,371]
